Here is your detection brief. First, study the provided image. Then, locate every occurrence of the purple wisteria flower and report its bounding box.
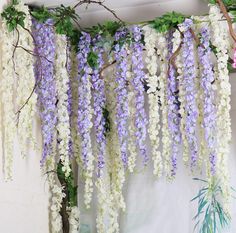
[66,41,73,158]
[182,19,198,169]
[32,19,57,165]
[114,28,129,167]
[198,27,217,175]
[77,32,93,166]
[91,36,106,176]
[167,31,181,176]
[130,25,148,165]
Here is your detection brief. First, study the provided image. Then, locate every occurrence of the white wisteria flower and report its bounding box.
[46,156,65,233]
[143,26,163,177]
[15,3,37,156]
[55,34,71,178]
[156,33,171,178]
[209,4,231,211]
[69,206,80,233]
[105,67,126,233]
[0,17,16,180]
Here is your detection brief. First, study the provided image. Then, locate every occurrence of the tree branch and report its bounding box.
[73,0,124,23]
[216,0,236,43]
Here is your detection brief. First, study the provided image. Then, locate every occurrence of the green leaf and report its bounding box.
[87,51,99,69]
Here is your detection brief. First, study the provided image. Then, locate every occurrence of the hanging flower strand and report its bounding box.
[198,27,217,175]
[114,28,130,167]
[131,25,148,165]
[180,18,199,170]
[32,19,57,165]
[1,16,16,180]
[143,26,161,175]
[156,33,171,177]
[55,34,72,178]
[209,4,231,207]
[15,3,37,156]
[167,30,182,177]
[91,37,106,176]
[77,32,94,208]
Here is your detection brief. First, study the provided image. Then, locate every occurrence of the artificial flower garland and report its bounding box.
[1,14,17,180]
[143,26,162,176]
[114,28,130,168]
[77,32,94,208]
[55,34,72,178]
[198,26,217,175]
[0,1,235,232]
[32,18,57,165]
[209,4,232,208]
[180,19,199,170]
[130,25,148,165]
[167,30,181,177]
[15,2,37,156]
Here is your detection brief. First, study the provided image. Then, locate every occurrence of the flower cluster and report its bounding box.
[0,17,16,180]
[130,25,148,165]
[167,30,181,177]
[198,27,217,175]
[209,4,231,208]
[181,18,198,170]
[66,42,74,158]
[32,19,57,165]
[46,157,65,233]
[15,3,37,156]
[55,34,71,177]
[91,37,106,176]
[69,206,80,233]
[143,26,162,177]
[114,28,129,167]
[127,73,137,173]
[77,32,94,208]
[105,70,126,233]
[156,33,170,177]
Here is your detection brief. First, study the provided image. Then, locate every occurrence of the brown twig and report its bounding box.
[216,0,236,43]
[99,60,116,75]
[73,0,124,23]
[168,33,183,74]
[15,25,44,116]
[13,45,53,63]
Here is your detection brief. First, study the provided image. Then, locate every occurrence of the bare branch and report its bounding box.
[73,0,124,23]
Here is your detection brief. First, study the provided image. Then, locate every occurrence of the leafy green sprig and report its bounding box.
[31,4,80,36]
[1,0,26,31]
[150,11,187,33]
[192,178,231,233]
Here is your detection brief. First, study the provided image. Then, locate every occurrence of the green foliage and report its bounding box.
[86,21,122,37]
[1,0,26,31]
[30,6,52,23]
[87,51,99,69]
[150,11,186,33]
[102,107,111,137]
[57,162,78,207]
[192,178,231,233]
[31,4,80,37]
